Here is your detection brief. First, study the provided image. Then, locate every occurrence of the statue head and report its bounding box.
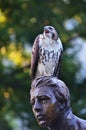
[30,76,70,128]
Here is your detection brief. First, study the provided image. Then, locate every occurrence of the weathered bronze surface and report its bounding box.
[30,76,86,130]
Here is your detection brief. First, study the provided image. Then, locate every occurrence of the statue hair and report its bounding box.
[30,76,70,109]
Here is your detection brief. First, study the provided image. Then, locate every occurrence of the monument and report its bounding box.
[30,26,86,130]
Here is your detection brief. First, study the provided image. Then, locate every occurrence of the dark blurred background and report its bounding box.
[0,0,86,130]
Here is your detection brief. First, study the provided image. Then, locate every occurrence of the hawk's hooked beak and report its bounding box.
[44,27,49,33]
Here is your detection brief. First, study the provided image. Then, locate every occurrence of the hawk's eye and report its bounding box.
[49,27,53,30]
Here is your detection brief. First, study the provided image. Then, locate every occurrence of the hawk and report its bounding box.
[31,25,63,80]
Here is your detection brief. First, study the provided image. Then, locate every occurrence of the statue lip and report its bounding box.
[37,114,45,120]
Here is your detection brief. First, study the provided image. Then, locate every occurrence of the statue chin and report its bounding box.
[38,120,48,128]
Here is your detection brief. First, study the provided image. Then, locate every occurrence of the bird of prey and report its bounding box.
[31,25,63,80]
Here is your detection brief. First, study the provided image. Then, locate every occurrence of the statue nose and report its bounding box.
[33,99,42,112]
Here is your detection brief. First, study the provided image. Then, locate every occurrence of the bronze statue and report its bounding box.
[30,76,86,130]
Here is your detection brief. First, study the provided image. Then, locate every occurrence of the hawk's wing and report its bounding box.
[53,50,63,78]
[53,38,63,78]
[31,35,40,80]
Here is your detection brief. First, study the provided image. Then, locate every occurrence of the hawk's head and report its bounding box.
[43,25,58,40]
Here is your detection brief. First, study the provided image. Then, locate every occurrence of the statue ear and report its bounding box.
[60,102,66,110]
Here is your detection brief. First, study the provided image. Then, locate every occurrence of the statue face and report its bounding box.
[30,86,61,128]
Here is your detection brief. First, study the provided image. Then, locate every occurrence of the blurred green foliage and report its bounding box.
[0,0,86,130]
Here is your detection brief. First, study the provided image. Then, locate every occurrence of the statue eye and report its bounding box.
[39,96,50,103]
[40,97,47,101]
